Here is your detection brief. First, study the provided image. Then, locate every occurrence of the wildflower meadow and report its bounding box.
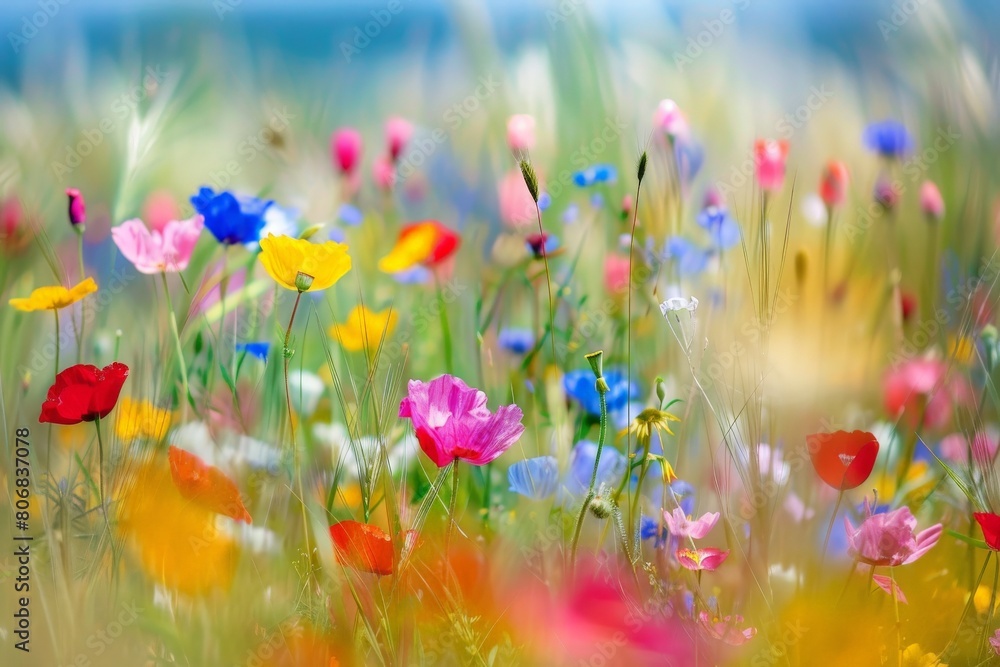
[2,1,1000,665]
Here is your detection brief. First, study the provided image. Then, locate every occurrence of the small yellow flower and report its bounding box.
[329,305,398,353]
[114,397,171,442]
[9,277,98,311]
[622,407,682,442]
[901,643,946,667]
[259,234,351,292]
[949,335,974,365]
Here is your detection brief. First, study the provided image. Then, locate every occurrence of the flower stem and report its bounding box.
[434,273,455,375]
[161,272,190,411]
[570,385,608,572]
[533,203,557,364]
[76,233,85,361]
[282,290,314,576]
[53,309,60,386]
[446,458,460,557]
[820,489,845,570]
[94,416,105,507]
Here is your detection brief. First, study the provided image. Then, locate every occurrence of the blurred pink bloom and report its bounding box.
[373,155,396,191]
[653,99,688,138]
[883,358,970,430]
[783,492,815,523]
[621,194,634,219]
[939,430,998,466]
[385,117,413,162]
[142,190,180,233]
[703,186,724,209]
[663,508,719,539]
[754,139,789,193]
[111,216,204,274]
[990,627,1000,655]
[920,180,944,220]
[604,254,631,293]
[844,498,942,567]
[498,168,539,228]
[676,547,728,571]
[398,374,525,467]
[698,612,757,646]
[331,127,363,175]
[506,114,536,153]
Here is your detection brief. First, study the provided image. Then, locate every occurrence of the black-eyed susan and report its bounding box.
[9,277,97,311]
[259,233,351,293]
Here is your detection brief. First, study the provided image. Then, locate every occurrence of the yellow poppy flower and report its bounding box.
[9,277,98,311]
[328,305,398,352]
[259,234,351,292]
[377,223,439,273]
[114,397,172,441]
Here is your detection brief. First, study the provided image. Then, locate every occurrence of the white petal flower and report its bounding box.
[659,295,699,315]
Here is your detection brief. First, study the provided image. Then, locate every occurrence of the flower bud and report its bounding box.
[506,114,536,153]
[331,127,363,175]
[919,180,944,221]
[294,271,315,292]
[66,188,86,228]
[589,496,612,519]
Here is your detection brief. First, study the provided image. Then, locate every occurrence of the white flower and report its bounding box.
[659,295,699,315]
[313,421,419,480]
[801,193,826,228]
[289,369,324,418]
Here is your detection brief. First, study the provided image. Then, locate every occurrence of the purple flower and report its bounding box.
[399,374,525,467]
[844,498,942,567]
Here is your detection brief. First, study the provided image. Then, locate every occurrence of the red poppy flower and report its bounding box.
[974,512,1000,551]
[168,446,252,523]
[329,520,396,576]
[806,430,879,490]
[39,362,129,425]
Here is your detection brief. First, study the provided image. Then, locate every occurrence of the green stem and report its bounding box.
[77,233,85,361]
[533,204,557,364]
[94,416,105,507]
[161,272,190,411]
[446,458,460,556]
[53,309,60,386]
[628,437,652,560]
[569,385,608,571]
[435,274,455,375]
[820,489,845,570]
[282,290,313,576]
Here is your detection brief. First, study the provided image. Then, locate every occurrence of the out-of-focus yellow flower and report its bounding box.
[259,234,351,292]
[9,277,97,311]
[873,460,931,501]
[117,456,237,596]
[974,583,1000,614]
[901,643,946,666]
[328,305,398,353]
[949,335,975,365]
[114,397,171,441]
[378,223,438,273]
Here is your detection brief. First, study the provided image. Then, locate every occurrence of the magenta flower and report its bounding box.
[385,116,413,162]
[66,188,86,226]
[676,547,728,571]
[653,99,688,138]
[844,499,942,567]
[990,628,1000,656]
[331,127,363,175]
[111,216,204,274]
[663,508,719,540]
[919,180,944,220]
[698,612,757,646]
[399,374,525,467]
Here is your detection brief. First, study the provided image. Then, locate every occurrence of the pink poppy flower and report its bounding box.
[663,507,719,540]
[676,547,728,571]
[398,374,525,467]
[385,117,413,162]
[844,499,942,567]
[506,114,536,153]
[872,574,908,604]
[990,627,1000,656]
[111,216,204,274]
[373,155,396,191]
[331,127,363,175]
[753,139,789,193]
[883,358,970,430]
[698,612,757,646]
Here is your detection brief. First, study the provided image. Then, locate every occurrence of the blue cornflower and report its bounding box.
[674,137,704,184]
[572,164,617,188]
[696,206,741,250]
[564,368,640,417]
[640,515,663,541]
[338,203,364,226]
[191,187,273,245]
[498,327,535,355]
[236,341,270,361]
[562,203,579,224]
[665,236,711,275]
[538,191,552,211]
[508,456,559,500]
[667,479,696,516]
[564,440,628,496]
[863,120,913,158]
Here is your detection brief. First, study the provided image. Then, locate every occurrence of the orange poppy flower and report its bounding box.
[329,520,396,575]
[806,430,879,490]
[378,220,460,273]
[167,446,252,523]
